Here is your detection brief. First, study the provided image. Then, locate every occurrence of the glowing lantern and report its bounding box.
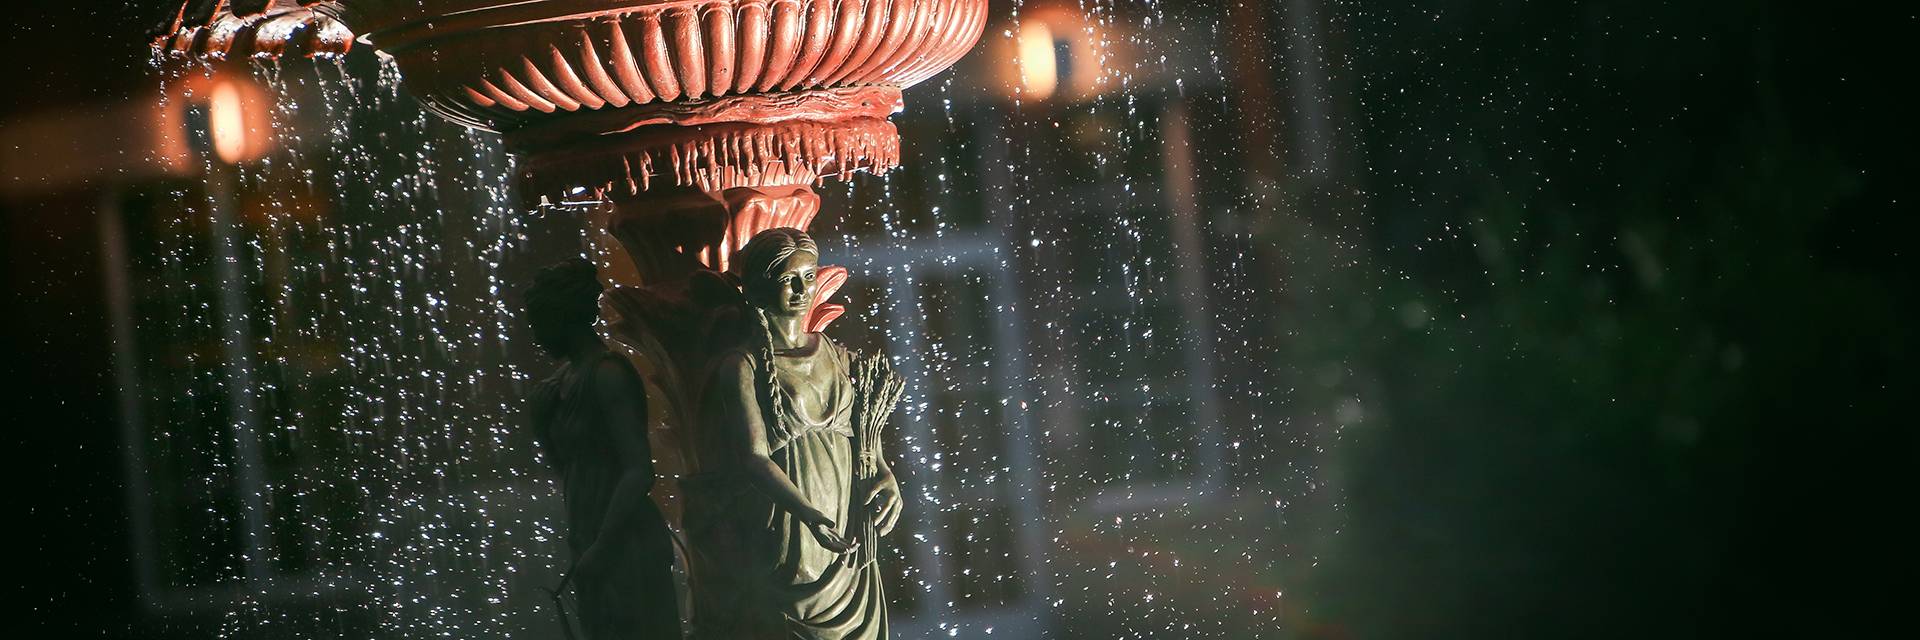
[208,80,249,163]
[1016,19,1060,100]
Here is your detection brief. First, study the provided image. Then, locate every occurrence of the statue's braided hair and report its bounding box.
[522,258,603,358]
[732,228,818,446]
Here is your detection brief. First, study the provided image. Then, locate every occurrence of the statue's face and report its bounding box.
[748,250,819,319]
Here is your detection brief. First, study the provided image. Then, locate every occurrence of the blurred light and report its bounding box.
[209,80,249,163]
[1016,19,1059,101]
[991,6,1135,105]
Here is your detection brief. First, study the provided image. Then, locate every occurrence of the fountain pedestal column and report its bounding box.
[576,179,854,477]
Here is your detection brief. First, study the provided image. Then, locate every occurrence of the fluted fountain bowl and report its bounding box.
[348,0,986,132]
[156,0,987,200]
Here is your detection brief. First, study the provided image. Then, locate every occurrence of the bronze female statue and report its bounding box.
[524,259,682,640]
[684,228,904,640]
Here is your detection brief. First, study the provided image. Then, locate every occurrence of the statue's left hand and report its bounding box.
[865,466,903,537]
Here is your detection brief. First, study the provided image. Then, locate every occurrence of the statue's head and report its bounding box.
[522,258,603,358]
[732,227,819,319]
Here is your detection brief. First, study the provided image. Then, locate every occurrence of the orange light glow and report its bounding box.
[1016,19,1059,101]
[993,5,1137,104]
[209,81,249,164]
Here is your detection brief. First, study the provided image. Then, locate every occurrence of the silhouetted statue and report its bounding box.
[525,259,683,640]
[682,228,904,640]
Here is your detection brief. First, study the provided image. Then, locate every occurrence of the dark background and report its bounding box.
[6,2,1914,637]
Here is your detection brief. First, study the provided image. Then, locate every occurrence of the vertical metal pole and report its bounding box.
[882,274,954,613]
[1284,0,1336,180]
[976,107,1054,615]
[205,164,274,582]
[1161,103,1227,495]
[100,189,164,608]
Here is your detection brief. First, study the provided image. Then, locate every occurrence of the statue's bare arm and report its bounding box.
[721,353,856,553]
[575,357,658,574]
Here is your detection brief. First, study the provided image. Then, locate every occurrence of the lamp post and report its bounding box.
[180,71,277,584]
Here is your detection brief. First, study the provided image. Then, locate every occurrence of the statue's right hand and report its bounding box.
[809,520,859,554]
[798,506,836,528]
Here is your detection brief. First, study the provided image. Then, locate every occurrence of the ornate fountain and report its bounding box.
[156,1,986,636]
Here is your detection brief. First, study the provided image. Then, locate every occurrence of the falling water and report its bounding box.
[136,54,571,636]
[130,2,1327,638]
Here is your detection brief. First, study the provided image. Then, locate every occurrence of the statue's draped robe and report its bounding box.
[687,336,888,640]
[530,353,682,640]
